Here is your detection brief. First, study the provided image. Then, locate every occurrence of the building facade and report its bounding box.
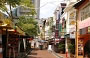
[74,0,90,58]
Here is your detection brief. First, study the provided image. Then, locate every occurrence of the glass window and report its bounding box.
[81,4,90,21]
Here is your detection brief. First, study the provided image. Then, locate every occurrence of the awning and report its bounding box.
[16,26,25,35]
[0,24,13,29]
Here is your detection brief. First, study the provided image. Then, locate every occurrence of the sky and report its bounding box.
[40,0,63,19]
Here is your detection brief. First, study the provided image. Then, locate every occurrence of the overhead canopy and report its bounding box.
[9,34,31,38]
[0,12,25,37]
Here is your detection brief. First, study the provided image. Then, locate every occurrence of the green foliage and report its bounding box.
[0,0,37,36]
[20,0,32,7]
[17,16,38,36]
[6,0,21,7]
[0,0,21,11]
[20,0,36,15]
[68,43,75,54]
[0,0,36,17]
[58,43,65,51]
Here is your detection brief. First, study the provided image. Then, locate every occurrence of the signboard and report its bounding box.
[69,10,76,25]
[53,39,60,43]
[70,32,75,39]
[88,26,90,33]
[78,39,83,55]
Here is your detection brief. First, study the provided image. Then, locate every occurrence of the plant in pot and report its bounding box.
[58,43,65,54]
[68,43,75,57]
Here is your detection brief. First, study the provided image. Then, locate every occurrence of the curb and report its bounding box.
[48,50,63,58]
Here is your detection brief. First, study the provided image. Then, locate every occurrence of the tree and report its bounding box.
[0,0,37,36]
[0,0,35,20]
[17,16,38,36]
[0,0,21,19]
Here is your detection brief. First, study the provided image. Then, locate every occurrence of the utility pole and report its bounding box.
[75,9,78,58]
[43,20,46,40]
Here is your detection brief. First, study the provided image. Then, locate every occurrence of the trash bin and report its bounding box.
[39,45,43,50]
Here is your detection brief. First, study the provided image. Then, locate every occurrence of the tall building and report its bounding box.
[32,0,40,20]
[54,3,66,39]
[12,6,31,18]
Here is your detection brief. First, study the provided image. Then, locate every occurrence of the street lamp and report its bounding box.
[65,34,70,58]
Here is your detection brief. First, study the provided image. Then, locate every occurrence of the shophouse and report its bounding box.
[63,0,77,57]
[74,0,90,58]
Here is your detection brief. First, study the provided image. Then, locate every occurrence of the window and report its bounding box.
[80,28,87,35]
[81,4,90,21]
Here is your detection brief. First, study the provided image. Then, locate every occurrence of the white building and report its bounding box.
[64,0,77,39]
[63,0,77,57]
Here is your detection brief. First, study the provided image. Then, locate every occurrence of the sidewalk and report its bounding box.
[50,51,65,58]
[56,53,66,58]
[28,49,57,58]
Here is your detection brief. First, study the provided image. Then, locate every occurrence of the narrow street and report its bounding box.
[0,0,90,58]
[28,49,57,58]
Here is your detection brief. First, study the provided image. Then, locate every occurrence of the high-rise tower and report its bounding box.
[32,0,40,20]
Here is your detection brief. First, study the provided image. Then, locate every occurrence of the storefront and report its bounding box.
[74,0,90,57]
[79,27,90,57]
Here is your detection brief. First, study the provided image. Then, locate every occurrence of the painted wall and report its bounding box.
[78,0,90,29]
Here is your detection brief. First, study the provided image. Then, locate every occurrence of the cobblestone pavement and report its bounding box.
[28,49,57,58]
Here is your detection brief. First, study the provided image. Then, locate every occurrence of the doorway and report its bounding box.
[84,40,90,57]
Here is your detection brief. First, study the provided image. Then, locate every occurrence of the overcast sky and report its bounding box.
[40,0,63,19]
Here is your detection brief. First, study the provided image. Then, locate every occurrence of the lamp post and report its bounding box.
[43,20,46,40]
[65,34,70,58]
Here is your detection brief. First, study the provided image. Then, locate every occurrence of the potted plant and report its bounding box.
[68,43,75,57]
[58,43,65,53]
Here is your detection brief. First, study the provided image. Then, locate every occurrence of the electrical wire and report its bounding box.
[31,0,65,9]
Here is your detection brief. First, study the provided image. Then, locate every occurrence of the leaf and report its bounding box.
[6,0,21,7]
[17,16,38,36]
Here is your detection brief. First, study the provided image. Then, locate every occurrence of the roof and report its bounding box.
[73,0,85,9]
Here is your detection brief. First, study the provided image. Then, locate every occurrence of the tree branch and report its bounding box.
[9,4,13,21]
[5,10,11,17]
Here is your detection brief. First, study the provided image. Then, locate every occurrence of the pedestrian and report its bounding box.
[48,41,53,52]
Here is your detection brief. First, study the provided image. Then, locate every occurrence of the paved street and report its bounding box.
[28,49,57,58]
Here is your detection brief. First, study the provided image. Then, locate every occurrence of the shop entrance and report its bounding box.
[84,40,90,57]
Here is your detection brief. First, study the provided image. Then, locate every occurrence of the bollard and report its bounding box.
[66,51,68,58]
